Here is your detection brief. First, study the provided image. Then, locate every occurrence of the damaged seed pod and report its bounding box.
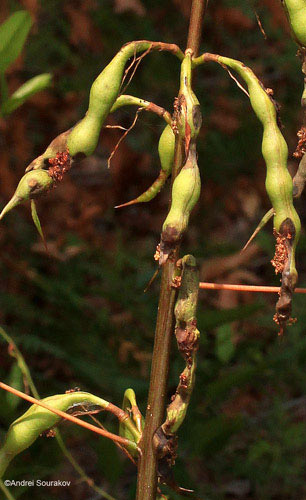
[217,55,301,333]
[159,144,200,264]
[175,51,202,153]
[25,130,72,172]
[26,42,182,166]
[178,52,202,141]
[166,255,200,433]
[0,169,53,220]
[0,392,111,477]
[155,255,199,493]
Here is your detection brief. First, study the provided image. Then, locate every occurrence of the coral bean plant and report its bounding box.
[0,1,305,499]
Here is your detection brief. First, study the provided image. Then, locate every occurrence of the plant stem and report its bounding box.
[199,282,306,293]
[187,0,207,54]
[135,3,205,499]
[0,480,15,500]
[135,143,183,500]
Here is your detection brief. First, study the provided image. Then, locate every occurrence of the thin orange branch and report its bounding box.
[199,282,306,294]
[0,381,136,450]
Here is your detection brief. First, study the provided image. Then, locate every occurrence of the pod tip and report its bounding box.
[0,195,21,220]
[115,199,138,209]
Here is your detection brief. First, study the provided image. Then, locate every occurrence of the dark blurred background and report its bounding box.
[1,1,306,499]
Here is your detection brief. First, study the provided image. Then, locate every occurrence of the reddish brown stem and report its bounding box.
[199,282,306,293]
[186,0,208,54]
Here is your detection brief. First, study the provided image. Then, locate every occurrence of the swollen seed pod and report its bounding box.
[67,49,139,157]
[67,41,172,157]
[27,41,182,167]
[158,124,176,175]
[218,56,301,247]
[0,170,53,220]
[159,145,201,264]
[217,55,301,332]
[0,392,111,478]
[116,124,175,208]
[282,0,306,47]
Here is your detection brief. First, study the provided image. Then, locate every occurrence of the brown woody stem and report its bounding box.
[135,2,205,499]
[187,0,207,54]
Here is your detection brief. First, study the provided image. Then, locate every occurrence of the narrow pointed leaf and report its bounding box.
[31,199,47,251]
[1,73,52,115]
[0,11,32,73]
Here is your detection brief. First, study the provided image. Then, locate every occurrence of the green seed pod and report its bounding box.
[116,124,175,208]
[67,41,173,157]
[159,145,200,264]
[0,392,111,477]
[26,41,182,167]
[68,48,139,157]
[158,124,176,176]
[282,0,306,47]
[0,170,53,220]
[217,55,301,332]
[217,57,301,251]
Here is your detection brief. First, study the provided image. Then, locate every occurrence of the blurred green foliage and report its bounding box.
[0,1,306,499]
[0,10,51,116]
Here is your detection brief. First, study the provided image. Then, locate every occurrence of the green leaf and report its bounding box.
[215,324,235,363]
[1,73,52,115]
[31,199,48,251]
[0,11,32,73]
